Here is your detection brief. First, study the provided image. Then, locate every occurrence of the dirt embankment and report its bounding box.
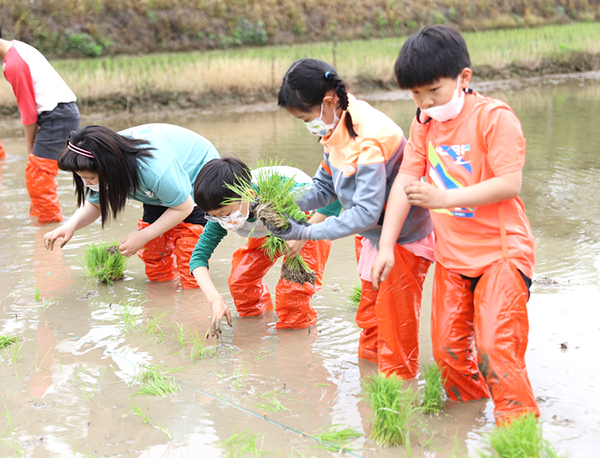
[2,0,599,58]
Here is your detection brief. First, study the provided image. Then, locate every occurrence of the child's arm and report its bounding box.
[371,172,420,289]
[192,266,232,336]
[119,195,194,257]
[404,169,522,209]
[189,221,232,336]
[43,200,102,249]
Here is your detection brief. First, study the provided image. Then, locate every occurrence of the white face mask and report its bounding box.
[211,202,248,231]
[304,103,340,137]
[422,79,465,123]
[86,183,100,192]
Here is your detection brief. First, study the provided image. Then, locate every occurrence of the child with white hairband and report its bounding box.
[43,123,220,289]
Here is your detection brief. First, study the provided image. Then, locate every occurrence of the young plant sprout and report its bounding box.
[83,242,126,284]
[226,161,316,285]
[421,362,446,414]
[133,365,181,397]
[314,424,362,452]
[0,334,19,349]
[347,283,362,310]
[479,413,564,458]
[362,373,419,447]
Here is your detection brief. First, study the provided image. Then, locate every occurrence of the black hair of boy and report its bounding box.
[193,157,252,212]
[394,25,471,90]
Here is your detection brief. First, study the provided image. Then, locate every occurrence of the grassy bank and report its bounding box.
[1,22,600,114]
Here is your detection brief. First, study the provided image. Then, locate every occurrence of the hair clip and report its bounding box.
[324,71,330,79]
[67,141,95,159]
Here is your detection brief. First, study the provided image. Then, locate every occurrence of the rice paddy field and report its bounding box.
[2,23,600,111]
[1,69,600,456]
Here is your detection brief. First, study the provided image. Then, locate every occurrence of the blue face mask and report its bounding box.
[304,104,340,137]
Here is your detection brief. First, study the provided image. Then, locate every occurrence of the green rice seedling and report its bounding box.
[421,362,446,415]
[362,373,419,447]
[144,310,168,344]
[133,365,181,397]
[220,430,265,458]
[233,362,248,391]
[189,331,217,361]
[174,322,188,349]
[225,160,316,285]
[253,393,289,412]
[83,242,126,284]
[129,399,152,424]
[0,335,18,350]
[479,413,564,458]
[250,349,269,361]
[33,284,41,302]
[314,424,362,452]
[115,293,146,333]
[347,283,362,310]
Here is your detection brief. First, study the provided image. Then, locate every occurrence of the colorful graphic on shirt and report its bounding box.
[427,142,474,218]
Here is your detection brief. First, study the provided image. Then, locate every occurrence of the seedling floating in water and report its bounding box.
[347,283,362,310]
[0,334,18,349]
[226,160,316,285]
[362,373,419,447]
[314,424,362,452]
[479,413,564,458]
[83,242,126,284]
[421,362,446,414]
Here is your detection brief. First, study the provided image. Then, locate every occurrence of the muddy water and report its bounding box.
[1,73,599,457]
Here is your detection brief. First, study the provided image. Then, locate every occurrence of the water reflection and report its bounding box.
[1,75,600,456]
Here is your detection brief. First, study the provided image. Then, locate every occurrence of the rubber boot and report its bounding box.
[25,154,62,224]
[228,237,275,317]
[0,139,6,160]
[136,220,178,282]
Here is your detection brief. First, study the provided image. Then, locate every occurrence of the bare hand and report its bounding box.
[285,239,307,258]
[370,250,396,290]
[119,231,151,257]
[208,296,233,338]
[404,181,446,209]
[43,226,75,250]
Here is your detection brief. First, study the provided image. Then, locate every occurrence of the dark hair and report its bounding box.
[277,58,358,139]
[194,157,252,212]
[394,25,471,90]
[0,26,3,39]
[57,125,154,227]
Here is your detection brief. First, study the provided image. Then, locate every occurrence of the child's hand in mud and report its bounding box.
[44,226,75,250]
[119,231,151,257]
[206,296,233,339]
[285,239,307,258]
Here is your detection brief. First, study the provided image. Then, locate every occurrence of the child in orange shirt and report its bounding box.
[371,25,539,424]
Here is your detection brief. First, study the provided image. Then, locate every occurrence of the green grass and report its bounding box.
[133,365,181,397]
[0,335,18,350]
[313,424,362,452]
[362,373,419,447]
[479,413,564,458]
[221,430,265,458]
[189,331,217,361]
[1,22,598,111]
[115,294,145,333]
[83,243,126,284]
[421,363,445,415]
[347,283,362,310]
[253,393,289,412]
[144,310,168,344]
[33,284,41,302]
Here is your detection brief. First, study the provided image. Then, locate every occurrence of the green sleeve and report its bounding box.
[189,220,228,273]
[316,199,343,217]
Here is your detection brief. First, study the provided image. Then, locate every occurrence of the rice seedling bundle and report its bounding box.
[83,242,126,284]
[0,334,18,349]
[226,161,317,285]
[362,373,419,447]
[421,362,445,414]
[479,413,564,458]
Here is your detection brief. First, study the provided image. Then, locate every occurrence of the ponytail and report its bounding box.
[278,58,358,139]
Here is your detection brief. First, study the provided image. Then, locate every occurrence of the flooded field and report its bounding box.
[1,72,599,457]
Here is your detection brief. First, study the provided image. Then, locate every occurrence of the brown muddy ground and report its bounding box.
[1,72,599,457]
